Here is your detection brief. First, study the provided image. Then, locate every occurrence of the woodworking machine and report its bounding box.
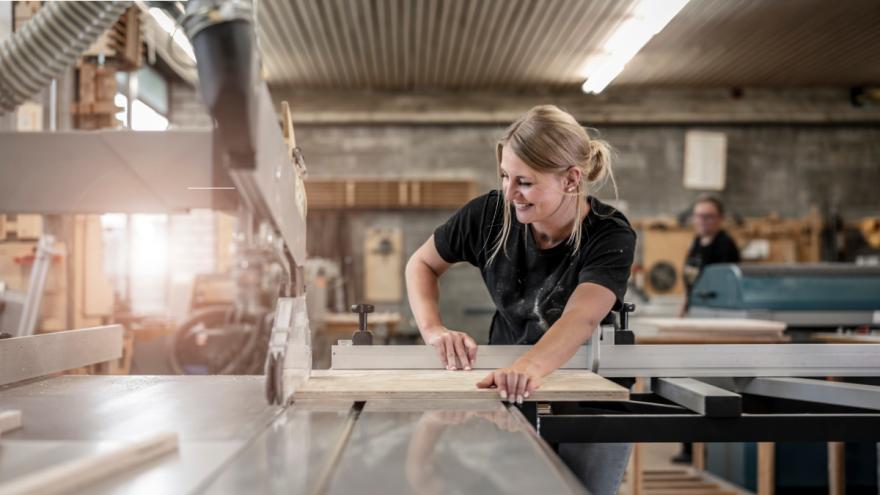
[689,263,880,330]
[182,0,312,406]
[2,1,880,493]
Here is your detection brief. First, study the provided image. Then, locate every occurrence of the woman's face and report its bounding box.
[499,145,569,225]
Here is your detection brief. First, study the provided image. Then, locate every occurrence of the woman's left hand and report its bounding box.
[476,360,543,404]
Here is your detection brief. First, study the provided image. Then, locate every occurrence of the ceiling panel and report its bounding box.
[255,0,880,91]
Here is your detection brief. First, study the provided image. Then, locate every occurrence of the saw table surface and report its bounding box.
[296,369,629,401]
[0,375,588,494]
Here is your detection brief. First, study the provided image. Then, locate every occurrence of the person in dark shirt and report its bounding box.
[405,105,635,495]
[679,194,741,316]
[674,194,740,464]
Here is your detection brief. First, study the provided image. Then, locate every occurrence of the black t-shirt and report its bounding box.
[434,190,636,345]
[683,229,741,291]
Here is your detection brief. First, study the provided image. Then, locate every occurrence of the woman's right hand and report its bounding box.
[423,326,478,371]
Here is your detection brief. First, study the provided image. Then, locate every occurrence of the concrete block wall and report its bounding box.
[598,125,880,219]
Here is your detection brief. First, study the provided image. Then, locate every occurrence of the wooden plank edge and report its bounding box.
[0,432,179,495]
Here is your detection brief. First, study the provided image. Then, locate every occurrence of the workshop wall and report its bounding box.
[167,85,880,218]
[294,123,880,341]
[296,124,880,219]
[167,87,880,341]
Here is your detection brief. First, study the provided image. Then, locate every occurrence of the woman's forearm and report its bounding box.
[516,312,596,377]
[405,257,445,340]
[516,283,616,378]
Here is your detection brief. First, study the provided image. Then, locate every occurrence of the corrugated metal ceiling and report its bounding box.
[616,0,880,87]
[255,0,880,90]
[256,0,637,90]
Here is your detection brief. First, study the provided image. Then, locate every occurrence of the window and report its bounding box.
[100,211,220,319]
[131,99,169,131]
[114,66,170,130]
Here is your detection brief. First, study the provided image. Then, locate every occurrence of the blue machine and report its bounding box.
[692,263,880,493]
[689,263,880,329]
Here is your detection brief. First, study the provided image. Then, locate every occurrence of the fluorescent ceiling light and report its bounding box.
[148,7,196,62]
[581,0,689,94]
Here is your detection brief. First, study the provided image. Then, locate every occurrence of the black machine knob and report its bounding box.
[351,304,374,346]
[619,302,636,331]
[614,302,636,345]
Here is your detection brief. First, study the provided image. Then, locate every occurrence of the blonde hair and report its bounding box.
[488,105,617,265]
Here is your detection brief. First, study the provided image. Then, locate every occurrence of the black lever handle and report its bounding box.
[619,302,636,331]
[351,304,374,345]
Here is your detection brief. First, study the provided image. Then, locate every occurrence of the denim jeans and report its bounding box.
[558,442,633,495]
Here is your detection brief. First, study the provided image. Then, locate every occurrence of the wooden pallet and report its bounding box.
[623,467,753,495]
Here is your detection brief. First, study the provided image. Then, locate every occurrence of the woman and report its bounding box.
[405,105,636,494]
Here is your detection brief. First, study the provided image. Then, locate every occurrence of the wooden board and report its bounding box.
[810,333,880,344]
[0,432,178,495]
[640,318,786,336]
[637,334,791,345]
[294,369,629,402]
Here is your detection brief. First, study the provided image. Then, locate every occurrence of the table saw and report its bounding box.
[3,322,880,493]
[2,1,880,493]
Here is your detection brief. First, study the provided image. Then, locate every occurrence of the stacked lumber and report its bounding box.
[72,62,121,130]
[12,1,42,32]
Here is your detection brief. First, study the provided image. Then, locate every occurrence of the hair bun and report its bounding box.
[586,140,607,181]
[587,160,603,181]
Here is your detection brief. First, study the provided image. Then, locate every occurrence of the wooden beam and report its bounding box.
[632,442,643,495]
[828,442,845,495]
[692,442,706,472]
[757,442,775,495]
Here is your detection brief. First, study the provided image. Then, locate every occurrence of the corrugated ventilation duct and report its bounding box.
[0,1,131,114]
